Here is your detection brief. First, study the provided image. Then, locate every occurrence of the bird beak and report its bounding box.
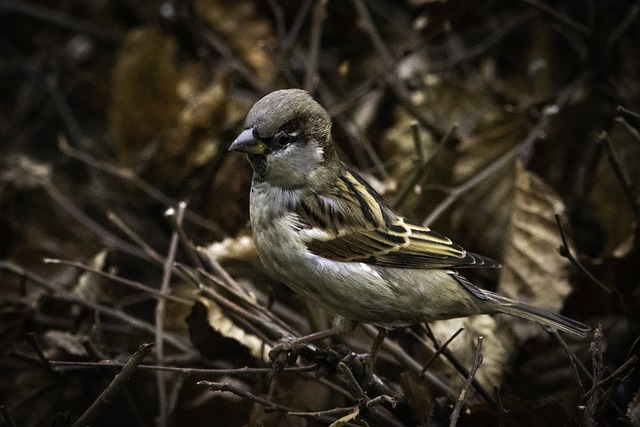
[229,128,267,154]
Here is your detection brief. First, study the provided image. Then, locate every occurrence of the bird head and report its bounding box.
[229,89,339,190]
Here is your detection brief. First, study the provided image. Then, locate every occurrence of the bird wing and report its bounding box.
[297,168,499,269]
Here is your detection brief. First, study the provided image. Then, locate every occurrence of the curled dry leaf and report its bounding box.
[190,297,270,362]
[199,228,259,265]
[430,315,511,397]
[627,387,640,426]
[498,161,573,317]
[72,249,111,304]
[43,330,88,358]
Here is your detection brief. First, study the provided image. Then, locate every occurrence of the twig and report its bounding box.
[351,0,395,66]
[0,0,122,42]
[520,0,589,34]
[616,116,640,145]
[599,132,640,222]
[279,0,313,55]
[57,137,225,237]
[393,122,456,209]
[304,0,327,93]
[422,108,548,225]
[43,258,192,305]
[421,327,464,373]
[155,203,185,427]
[421,325,495,406]
[70,343,154,427]
[555,214,629,314]
[583,355,638,401]
[24,332,52,371]
[493,387,507,427]
[14,157,147,258]
[195,265,292,333]
[607,1,640,49]
[423,75,586,226]
[449,336,484,427]
[617,105,640,128]
[338,362,367,399]
[200,29,268,93]
[50,360,318,375]
[551,330,587,397]
[199,380,298,413]
[107,211,164,263]
[194,269,289,342]
[361,324,458,399]
[0,261,193,353]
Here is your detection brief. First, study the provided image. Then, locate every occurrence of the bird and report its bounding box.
[228,88,590,338]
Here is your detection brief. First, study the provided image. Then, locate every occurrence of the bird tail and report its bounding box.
[485,291,590,337]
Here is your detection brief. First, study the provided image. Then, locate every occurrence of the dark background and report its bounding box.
[0,0,639,426]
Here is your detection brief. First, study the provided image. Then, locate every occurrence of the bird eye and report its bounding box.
[275,132,296,147]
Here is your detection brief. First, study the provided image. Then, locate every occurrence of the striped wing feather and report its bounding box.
[299,167,499,270]
[305,217,497,269]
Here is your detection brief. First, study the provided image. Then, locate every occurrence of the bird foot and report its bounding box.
[268,329,337,374]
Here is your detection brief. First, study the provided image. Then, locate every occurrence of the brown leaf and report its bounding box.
[498,161,573,315]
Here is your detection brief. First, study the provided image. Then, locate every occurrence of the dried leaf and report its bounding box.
[109,26,182,163]
[72,249,110,304]
[498,161,573,315]
[430,315,511,394]
[627,387,640,426]
[199,229,259,264]
[43,330,87,357]
[329,406,359,427]
[187,299,269,361]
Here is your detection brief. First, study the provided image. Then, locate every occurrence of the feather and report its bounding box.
[297,165,500,270]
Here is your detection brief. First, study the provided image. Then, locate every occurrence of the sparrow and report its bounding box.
[229,89,590,337]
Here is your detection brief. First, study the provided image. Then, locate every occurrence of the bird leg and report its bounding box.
[361,327,387,381]
[268,328,338,373]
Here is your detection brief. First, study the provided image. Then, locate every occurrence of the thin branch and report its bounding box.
[50,360,318,375]
[57,137,225,237]
[304,0,327,93]
[450,337,484,427]
[24,333,52,371]
[607,1,640,49]
[599,132,640,222]
[200,29,269,93]
[107,211,164,263]
[199,380,299,413]
[0,261,193,353]
[43,258,192,305]
[421,327,464,373]
[351,0,395,66]
[583,355,638,401]
[393,122,457,209]
[0,0,122,42]
[70,343,154,427]
[555,214,629,315]
[361,324,458,399]
[279,0,313,55]
[423,76,587,226]
[155,203,185,427]
[421,325,495,406]
[520,0,589,34]
[551,330,587,397]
